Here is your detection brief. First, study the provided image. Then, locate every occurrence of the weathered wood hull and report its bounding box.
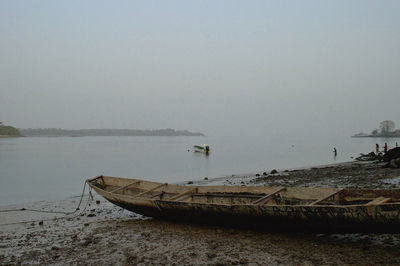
[88,176,400,232]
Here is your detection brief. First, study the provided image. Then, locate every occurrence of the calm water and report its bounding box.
[0,135,398,205]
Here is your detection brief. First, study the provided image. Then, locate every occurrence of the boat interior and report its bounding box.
[88,175,400,207]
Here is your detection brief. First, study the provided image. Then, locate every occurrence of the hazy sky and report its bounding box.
[1,0,399,137]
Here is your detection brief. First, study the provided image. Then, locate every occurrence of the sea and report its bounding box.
[0,135,399,206]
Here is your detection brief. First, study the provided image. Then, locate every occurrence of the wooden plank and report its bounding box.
[177,188,199,202]
[377,197,392,204]
[309,189,344,206]
[169,188,198,201]
[109,180,141,194]
[365,196,391,206]
[177,193,195,202]
[150,191,165,199]
[252,187,286,205]
[87,175,103,182]
[135,183,168,197]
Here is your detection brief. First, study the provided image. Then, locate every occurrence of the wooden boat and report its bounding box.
[87,175,400,232]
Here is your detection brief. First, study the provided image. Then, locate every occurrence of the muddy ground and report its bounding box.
[1,160,400,265]
[248,161,400,189]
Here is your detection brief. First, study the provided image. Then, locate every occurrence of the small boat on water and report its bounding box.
[87,175,400,232]
[193,144,210,154]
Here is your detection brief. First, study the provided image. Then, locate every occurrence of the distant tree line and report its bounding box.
[353,120,400,137]
[19,128,204,137]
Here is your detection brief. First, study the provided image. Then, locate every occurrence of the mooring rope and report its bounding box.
[0,180,91,215]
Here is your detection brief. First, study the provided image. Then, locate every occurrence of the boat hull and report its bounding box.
[89,182,400,232]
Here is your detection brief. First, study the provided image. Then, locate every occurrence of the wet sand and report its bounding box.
[1,160,400,265]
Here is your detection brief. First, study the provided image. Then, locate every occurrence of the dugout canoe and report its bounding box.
[87,175,400,232]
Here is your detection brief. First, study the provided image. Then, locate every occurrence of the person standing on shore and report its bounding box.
[333,148,337,157]
[376,144,379,154]
[384,143,388,154]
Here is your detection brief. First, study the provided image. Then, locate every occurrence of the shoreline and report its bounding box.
[2,158,399,223]
[187,159,383,187]
[2,160,400,264]
[0,160,358,208]
[352,135,400,138]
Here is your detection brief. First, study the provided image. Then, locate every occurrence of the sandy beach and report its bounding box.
[2,160,400,265]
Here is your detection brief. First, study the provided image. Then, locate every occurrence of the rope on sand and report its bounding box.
[0,181,92,216]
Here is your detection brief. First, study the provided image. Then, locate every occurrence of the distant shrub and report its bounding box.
[0,125,21,136]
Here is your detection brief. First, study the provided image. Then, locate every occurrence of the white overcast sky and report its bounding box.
[1,0,399,137]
